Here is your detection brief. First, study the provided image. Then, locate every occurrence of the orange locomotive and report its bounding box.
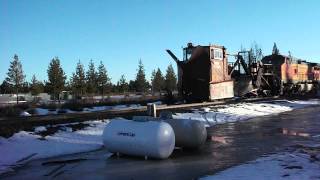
[261,54,320,95]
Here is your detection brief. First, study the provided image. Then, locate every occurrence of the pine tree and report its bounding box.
[30,74,44,96]
[71,60,86,98]
[21,82,30,93]
[0,80,14,94]
[86,60,97,96]
[47,57,66,102]
[128,80,136,92]
[151,68,165,94]
[151,70,156,93]
[6,54,25,104]
[272,42,279,55]
[97,61,111,100]
[135,60,148,93]
[165,64,177,92]
[117,75,129,93]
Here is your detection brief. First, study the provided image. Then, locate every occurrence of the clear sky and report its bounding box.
[1,0,320,83]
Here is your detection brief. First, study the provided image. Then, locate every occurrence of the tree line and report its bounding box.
[1,56,177,103]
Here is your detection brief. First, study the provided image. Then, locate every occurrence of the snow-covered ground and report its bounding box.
[0,120,110,174]
[201,146,320,180]
[173,99,320,127]
[2,99,319,175]
[20,104,143,116]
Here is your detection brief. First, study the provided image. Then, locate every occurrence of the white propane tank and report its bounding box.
[133,115,207,149]
[163,119,207,149]
[102,120,175,159]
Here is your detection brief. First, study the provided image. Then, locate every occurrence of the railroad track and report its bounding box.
[0,96,279,137]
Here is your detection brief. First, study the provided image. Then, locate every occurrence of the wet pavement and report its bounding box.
[2,105,320,180]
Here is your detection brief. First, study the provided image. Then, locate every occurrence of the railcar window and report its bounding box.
[211,48,223,60]
[183,48,193,61]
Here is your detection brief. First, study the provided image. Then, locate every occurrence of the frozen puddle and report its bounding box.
[173,99,320,127]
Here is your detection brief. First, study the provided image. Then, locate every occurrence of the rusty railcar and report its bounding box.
[167,43,234,102]
[261,54,320,95]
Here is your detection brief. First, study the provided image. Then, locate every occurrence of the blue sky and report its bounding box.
[1,0,320,83]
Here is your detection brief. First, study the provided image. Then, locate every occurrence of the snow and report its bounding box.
[32,104,143,115]
[20,111,31,117]
[0,120,109,174]
[34,126,47,133]
[83,106,112,112]
[34,108,56,115]
[173,99,320,127]
[201,152,320,180]
[127,104,142,109]
[149,101,162,105]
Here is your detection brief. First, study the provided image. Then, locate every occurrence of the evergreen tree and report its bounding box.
[151,68,165,94]
[30,74,44,96]
[0,80,14,94]
[47,57,66,102]
[272,42,279,55]
[20,82,30,93]
[135,60,148,93]
[164,64,177,92]
[97,61,111,100]
[71,60,86,98]
[151,69,156,93]
[128,80,136,92]
[117,75,129,93]
[86,60,97,96]
[6,54,25,104]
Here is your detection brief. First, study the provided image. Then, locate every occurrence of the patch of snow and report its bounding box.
[152,101,163,105]
[112,105,128,110]
[84,106,112,112]
[173,100,320,127]
[0,120,109,174]
[34,126,47,133]
[20,111,31,117]
[128,104,142,109]
[201,152,320,180]
[34,108,54,116]
[33,103,144,115]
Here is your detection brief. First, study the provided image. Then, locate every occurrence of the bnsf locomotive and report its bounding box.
[260,54,320,96]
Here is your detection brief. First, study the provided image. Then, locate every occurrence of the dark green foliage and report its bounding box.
[128,80,136,92]
[151,68,165,94]
[47,57,66,101]
[6,54,25,104]
[117,75,129,93]
[134,60,149,93]
[20,82,30,93]
[164,64,177,92]
[70,60,86,98]
[272,42,279,55]
[86,60,97,95]
[0,80,14,94]
[97,61,112,99]
[30,74,44,96]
